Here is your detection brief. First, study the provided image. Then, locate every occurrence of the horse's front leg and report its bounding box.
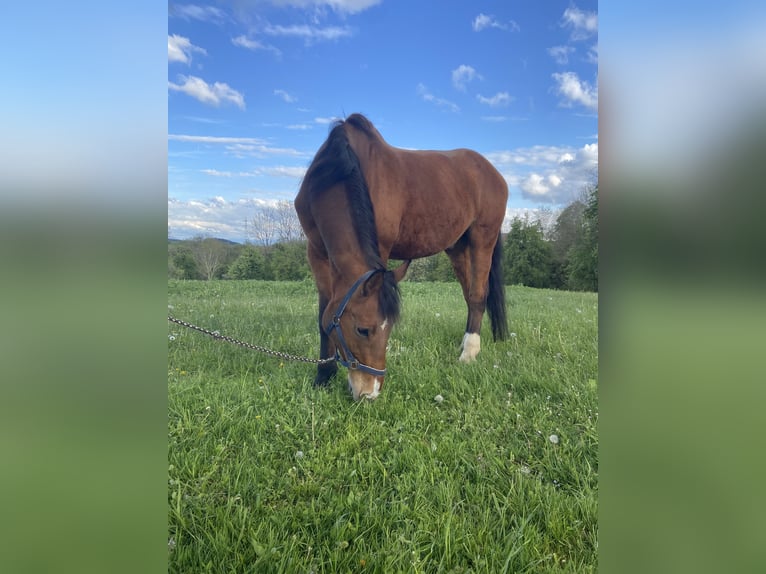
[314,291,338,386]
[308,244,337,387]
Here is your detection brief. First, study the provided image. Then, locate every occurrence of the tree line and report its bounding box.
[169,185,597,292]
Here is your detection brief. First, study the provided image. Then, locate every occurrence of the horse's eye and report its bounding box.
[355,327,370,338]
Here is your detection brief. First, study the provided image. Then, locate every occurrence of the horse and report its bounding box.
[294,113,509,400]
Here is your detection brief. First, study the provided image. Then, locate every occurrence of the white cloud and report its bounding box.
[472,13,520,32]
[170,4,226,23]
[587,44,598,64]
[168,75,246,109]
[169,134,265,145]
[201,169,236,177]
[168,34,206,64]
[232,35,282,57]
[314,116,341,124]
[274,89,297,103]
[262,0,381,14]
[481,115,529,123]
[169,133,307,158]
[561,6,598,40]
[201,166,307,178]
[548,45,574,65]
[168,196,298,242]
[287,123,312,130]
[417,83,460,112]
[263,23,353,42]
[226,143,307,158]
[260,166,307,178]
[520,173,550,196]
[452,65,482,91]
[486,142,598,204]
[548,174,562,187]
[476,92,513,107]
[552,72,597,111]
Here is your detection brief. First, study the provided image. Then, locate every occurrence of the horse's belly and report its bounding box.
[388,224,468,260]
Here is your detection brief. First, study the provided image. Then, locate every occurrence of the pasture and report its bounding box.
[168,279,598,573]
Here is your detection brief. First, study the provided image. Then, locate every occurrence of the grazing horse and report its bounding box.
[294,113,509,400]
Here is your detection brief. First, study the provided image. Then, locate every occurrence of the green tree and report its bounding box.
[567,185,598,291]
[169,244,199,279]
[503,217,554,288]
[268,241,311,281]
[550,200,586,288]
[228,245,267,279]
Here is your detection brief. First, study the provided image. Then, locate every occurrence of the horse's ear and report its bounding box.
[362,271,384,297]
[392,260,411,283]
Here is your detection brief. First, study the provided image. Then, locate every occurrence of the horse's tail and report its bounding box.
[486,233,509,341]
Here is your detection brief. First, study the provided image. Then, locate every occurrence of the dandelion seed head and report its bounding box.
[434,394,444,403]
[549,434,559,444]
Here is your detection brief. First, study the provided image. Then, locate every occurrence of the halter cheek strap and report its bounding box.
[325,269,387,377]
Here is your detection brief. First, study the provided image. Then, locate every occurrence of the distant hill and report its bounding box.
[168,237,241,245]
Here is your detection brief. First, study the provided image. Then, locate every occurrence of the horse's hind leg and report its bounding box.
[446,238,483,363]
[307,243,338,387]
[447,231,496,363]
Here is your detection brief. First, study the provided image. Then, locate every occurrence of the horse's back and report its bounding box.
[372,146,507,259]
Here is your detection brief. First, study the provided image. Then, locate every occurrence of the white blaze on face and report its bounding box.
[366,378,381,400]
[459,332,481,363]
[380,318,389,331]
[348,374,382,400]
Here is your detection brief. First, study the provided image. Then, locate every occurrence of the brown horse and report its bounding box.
[294,113,509,400]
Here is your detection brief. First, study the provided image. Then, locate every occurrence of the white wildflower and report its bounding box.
[549,434,559,445]
[434,394,444,403]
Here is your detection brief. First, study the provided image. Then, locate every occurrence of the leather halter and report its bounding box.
[325,269,387,377]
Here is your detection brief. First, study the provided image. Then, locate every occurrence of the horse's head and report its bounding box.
[324,261,410,400]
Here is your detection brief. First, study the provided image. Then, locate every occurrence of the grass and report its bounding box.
[168,279,598,573]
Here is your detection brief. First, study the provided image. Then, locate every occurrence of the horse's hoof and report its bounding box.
[313,367,337,388]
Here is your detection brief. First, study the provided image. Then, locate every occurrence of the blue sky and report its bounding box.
[168,0,598,241]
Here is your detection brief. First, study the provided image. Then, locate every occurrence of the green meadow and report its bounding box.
[168,279,598,573]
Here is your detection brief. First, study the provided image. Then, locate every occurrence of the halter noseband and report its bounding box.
[325,269,387,377]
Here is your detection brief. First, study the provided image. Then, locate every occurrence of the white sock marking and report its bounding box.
[459,332,481,363]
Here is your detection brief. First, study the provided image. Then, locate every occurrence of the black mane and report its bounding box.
[302,114,401,322]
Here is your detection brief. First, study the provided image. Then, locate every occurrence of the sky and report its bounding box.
[168,0,598,242]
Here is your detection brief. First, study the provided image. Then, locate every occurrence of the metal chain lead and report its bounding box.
[168,316,336,365]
